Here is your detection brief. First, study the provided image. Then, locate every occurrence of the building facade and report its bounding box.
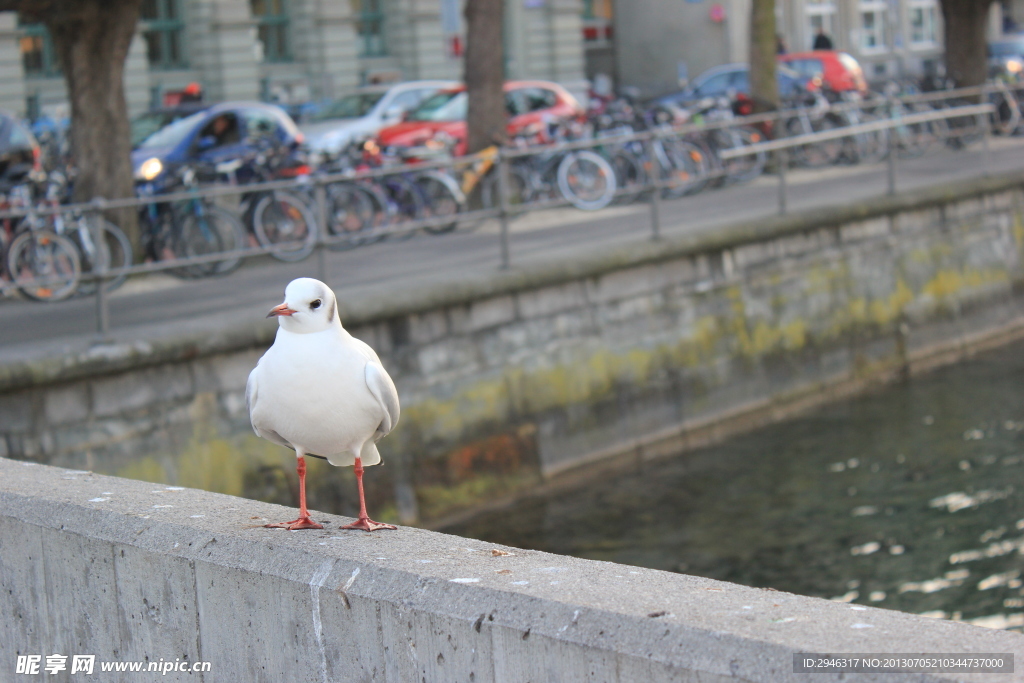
[0,0,587,119]
[775,0,947,82]
[602,0,1004,99]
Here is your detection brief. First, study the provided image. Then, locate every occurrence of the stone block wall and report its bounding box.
[2,459,1020,683]
[3,178,1024,524]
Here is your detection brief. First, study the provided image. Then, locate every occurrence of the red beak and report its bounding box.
[267,303,297,318]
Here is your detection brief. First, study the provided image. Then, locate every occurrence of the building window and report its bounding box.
[582,0,613,43]
[19,23,59,77]
[252,0,291,62]
[804,0,837,50]
[142,0,186,69]
[352,0,386,57]
[909,0,938,45]
[860,2,888,52]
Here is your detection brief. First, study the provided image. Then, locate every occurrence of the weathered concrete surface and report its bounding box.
[1,458,1021,683]
[5,174,1024,524]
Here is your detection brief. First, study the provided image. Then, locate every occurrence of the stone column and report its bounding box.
[293,0,360,99]
[0,12,27,116]
[189,0,260,102]
[728,0,753,64]
[123,31,150,116]
[545,0,586,85]
[388,0,461,82]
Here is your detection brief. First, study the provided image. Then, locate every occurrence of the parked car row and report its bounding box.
[132,102,306,189]
[127,79,587,184]
[299,80,455,163]
[55,46,1011,204]
[655,50,869,112]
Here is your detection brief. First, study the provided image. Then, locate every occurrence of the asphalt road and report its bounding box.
[2,135,1023,365]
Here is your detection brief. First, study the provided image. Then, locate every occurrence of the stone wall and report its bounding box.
[3,175,1024,524]
[2,458,1020,683]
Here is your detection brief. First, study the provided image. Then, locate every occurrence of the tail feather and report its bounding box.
[325,441,382,468]
[360,440,381,467]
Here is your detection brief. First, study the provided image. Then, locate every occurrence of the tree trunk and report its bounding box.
[464,0,507,154]
[749,0,779,113]
[942,0,994,88]
[46,0,142,256]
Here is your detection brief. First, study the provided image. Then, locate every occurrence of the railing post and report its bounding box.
[776,148,788,215]
[645,133,662,241]
[886,121,897,196]
[314,179,329,285]
[90,198,110,339]
[497,149,511,269]
[979,109,992,178]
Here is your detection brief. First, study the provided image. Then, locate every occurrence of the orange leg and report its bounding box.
[342,456,397,532]
[266,455,324,530]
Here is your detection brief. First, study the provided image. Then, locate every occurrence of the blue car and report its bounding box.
[132,101,303,189]
[654,63,814,109]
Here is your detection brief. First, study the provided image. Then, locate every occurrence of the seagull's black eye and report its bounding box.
[310,299,322,310]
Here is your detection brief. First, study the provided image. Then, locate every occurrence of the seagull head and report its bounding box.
[268,277,339,334]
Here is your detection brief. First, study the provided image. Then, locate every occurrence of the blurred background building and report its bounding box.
[0,0,1016,117]
[595,0,1010,98]
[0,0,587,118]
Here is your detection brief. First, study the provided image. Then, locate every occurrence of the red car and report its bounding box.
[777,51,868,94]
[376,80,583,156]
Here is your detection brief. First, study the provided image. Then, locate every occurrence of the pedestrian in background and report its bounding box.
[813,27,833,50]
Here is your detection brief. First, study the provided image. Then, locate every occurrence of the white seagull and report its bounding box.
[247,277,399,531]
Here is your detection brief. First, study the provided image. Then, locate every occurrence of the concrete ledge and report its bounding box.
[2,458,1020,682]
[2,171,1023,394]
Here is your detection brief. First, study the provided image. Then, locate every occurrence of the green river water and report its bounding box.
[446,339,1024,632]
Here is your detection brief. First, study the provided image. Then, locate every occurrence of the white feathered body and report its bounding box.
[247,324,399,467]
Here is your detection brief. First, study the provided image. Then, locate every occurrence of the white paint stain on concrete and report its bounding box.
[343,567,360,592]
[309,559,334,683]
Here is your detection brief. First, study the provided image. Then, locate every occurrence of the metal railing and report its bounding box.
[0,83,1014,339]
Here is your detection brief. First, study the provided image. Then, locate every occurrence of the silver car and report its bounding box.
[300,80,457,163]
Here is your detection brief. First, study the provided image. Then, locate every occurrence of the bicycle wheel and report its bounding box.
[382,175,425,239]
[720,127,767,184]
[556,150,616,211]
[325,182,375,235]
[480,164,531,209]
[991,89,1021,136]
[325,182,381,250]
[72,215,133,296]
[609,148,647,205]
[940,100,984,149]
[0,227,9,283]
[251,191,318,262]
[785,116,843,168]
[6,229,81,302]
[892,104,936,159]
[357,180,397,231]
[659,138,710,197]
[207,206,247,275]
[174,209,226,279]
[416,172,466,234]
[850,113,888,165]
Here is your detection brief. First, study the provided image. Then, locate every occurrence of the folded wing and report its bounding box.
[246,367,292,449]
[364,361,400,441]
